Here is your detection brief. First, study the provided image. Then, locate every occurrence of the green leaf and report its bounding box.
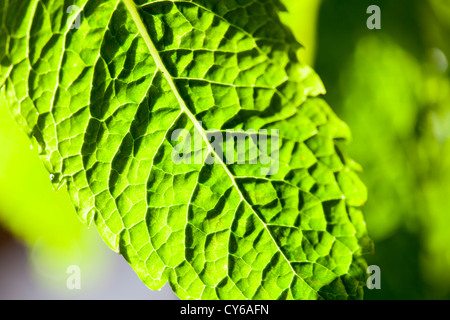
[0,0,371,300]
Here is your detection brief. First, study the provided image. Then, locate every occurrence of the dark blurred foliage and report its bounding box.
[314,0,450,299]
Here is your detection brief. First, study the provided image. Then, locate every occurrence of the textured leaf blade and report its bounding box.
[0,0,371,300]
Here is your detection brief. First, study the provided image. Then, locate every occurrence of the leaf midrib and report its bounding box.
[122,0,321,298]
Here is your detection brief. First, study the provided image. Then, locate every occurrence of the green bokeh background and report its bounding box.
[286,0,450,299]
[0,0,449,299]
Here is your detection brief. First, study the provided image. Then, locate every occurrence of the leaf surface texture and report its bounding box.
[0,0,371,300]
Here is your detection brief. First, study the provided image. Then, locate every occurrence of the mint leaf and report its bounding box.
[0,0,371,300]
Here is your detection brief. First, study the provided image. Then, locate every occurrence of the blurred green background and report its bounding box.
[285,0,450,299]
[0,0,449,299]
